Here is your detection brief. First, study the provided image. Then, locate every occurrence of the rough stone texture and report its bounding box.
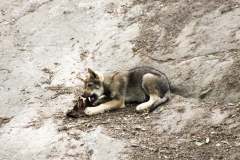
[0,0,240,159]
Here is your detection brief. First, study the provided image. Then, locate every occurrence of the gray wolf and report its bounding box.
[82,66,171,116]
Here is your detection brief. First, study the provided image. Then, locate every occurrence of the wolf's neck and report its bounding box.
[102,73,114,95]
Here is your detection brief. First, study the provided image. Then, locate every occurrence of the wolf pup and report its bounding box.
[82,66,171,116]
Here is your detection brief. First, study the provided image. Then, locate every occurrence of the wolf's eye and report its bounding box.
[87,83,93,87]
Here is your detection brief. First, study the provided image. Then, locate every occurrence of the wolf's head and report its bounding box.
[82,68,104,104]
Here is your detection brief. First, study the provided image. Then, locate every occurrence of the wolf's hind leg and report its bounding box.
[136,94,159,111]
[136,73,161,111]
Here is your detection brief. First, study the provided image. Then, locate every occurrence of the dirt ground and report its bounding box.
[0,0,240,159]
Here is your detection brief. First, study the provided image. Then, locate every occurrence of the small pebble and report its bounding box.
[131,143,139,147]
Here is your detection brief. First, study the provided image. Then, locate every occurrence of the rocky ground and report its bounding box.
[0,0,240,159]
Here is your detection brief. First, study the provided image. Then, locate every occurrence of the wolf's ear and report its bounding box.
[88,68,104,81]
[88,68,97,78]
[88,68,99,79]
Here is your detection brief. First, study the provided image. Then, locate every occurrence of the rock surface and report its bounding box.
[0,0,239,159]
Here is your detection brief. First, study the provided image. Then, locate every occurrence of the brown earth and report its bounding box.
[0,0,240,159]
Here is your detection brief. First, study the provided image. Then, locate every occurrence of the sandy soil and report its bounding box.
[0,0,240,159]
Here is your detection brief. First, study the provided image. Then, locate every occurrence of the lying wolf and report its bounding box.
[82,66,171,116]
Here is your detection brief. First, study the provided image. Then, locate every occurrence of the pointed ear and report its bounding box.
[87,68,104,81]
[88,68,98,79]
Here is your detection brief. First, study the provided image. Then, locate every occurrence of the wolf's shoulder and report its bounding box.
[127,66,164,75]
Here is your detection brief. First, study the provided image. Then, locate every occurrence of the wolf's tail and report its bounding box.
[148,90,171,112]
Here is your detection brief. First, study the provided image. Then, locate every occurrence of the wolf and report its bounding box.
[82,66,171,116]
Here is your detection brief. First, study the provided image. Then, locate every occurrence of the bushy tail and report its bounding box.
[149,90,171,112]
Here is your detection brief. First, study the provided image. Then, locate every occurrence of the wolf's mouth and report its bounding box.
[87,94,98,105]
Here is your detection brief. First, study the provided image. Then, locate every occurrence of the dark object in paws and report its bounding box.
[66,96,92,118]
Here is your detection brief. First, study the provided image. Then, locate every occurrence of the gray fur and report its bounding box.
[82,66,171,116]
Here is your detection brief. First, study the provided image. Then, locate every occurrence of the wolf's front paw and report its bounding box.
[136,104,148,112]
[84,107,104,116]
